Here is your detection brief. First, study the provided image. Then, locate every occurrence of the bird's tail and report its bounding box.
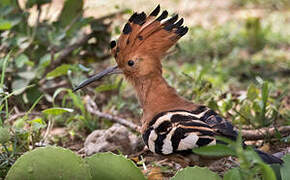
[255,149,283,164]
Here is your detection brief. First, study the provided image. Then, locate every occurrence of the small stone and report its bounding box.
[84,124,144,156]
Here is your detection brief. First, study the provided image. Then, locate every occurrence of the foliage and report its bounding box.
[85,152,146,180]
[0,0,113,177]
[5,146,92,180]
[6,147,146,180]
[7,146,289,180]
[0,0,110,108]
[171,166,222,180]
[192,135,285,180]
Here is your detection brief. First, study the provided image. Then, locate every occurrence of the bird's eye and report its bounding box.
[127,60,134,66]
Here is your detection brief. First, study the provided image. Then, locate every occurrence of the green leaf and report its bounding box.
[193,144,236,157]
[171,167,221,180]
[29,118,46,131]
[58,0,83,27]
[85,152,146,180]
[15,54,29,68]
[247,84,259,101]
[0,19,12,30]
[223,168,242,180]
[39,54,51,68]
[18,71,36,80]
[52,88,70,103]
[258,162,276,180]
[281,154,290,180]
[271,164,282,180]
[12,79,30,95]
[261,81,269,106]
[215,136,235,145]
[95,84,118,93]
[46,64,72,79]
[42,107,74,115]
[6,146,91,180]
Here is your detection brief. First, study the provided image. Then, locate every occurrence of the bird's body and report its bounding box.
[74,5,283,164]
[133,71,237,155]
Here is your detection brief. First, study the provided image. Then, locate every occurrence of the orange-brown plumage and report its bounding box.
[74,5,283,164]
[109,5,193,133]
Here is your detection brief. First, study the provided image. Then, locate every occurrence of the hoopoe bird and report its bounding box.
[74,5,282,164]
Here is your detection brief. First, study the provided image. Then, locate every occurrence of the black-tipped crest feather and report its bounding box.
[165,14,178,25]
[133,12,147,25]
[156,10,168,21]
[164,24,175,31]
[123,23,132,34]
[176,26,188,36]
[129,12,137,22]
[149,5,160,16]
[175,18,184,27]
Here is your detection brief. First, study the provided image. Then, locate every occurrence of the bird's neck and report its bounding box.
[131,73,191,118]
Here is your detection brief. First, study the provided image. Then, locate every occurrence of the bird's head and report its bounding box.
[73,5,188,91]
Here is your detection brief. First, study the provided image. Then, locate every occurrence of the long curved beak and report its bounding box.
[73,65,122,92]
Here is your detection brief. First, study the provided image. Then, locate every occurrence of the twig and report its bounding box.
[84,96,140,133]
[7,112,42,123]
[41,118,53,145]
[242,126,290,140]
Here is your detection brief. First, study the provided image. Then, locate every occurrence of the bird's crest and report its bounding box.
[110,5,188,65]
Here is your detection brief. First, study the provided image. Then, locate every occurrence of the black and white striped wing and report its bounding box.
[142,107,237,155]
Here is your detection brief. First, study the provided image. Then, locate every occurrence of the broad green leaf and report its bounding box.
[42,107,74,115]
[271,164,282,180]
[6,146,91,180]
[223,168,242,180]
[281,154,290,180]
[85,152,146,180]
[46,64,72,79]
[193,144,236,157]
[258,162,276,180]
[0,19,12,30]
[39,54,51,68]
[12,79,30,95]
[58,0,83,27]
[18,71,36,80]
[15,54,29,68]
[171,166,221,180]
